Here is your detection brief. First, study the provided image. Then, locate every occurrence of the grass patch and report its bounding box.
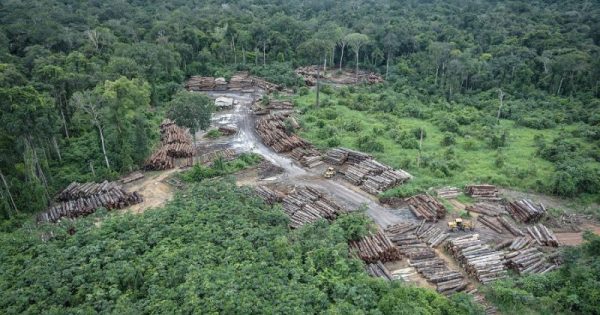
[181,153,262,182]
[205,129,223,138]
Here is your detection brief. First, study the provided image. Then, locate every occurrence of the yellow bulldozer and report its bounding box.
[323,167,336,179]
[447,218,474,232]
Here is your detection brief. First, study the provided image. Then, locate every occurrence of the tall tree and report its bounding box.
[167,90,215,142]
[71,90,111,170]
[345,33,369,81]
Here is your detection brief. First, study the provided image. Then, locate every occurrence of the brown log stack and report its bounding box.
[145,119,193,170]
[281,186,345,228]
[384,222,466,293]
[445,234,508,284]
[497,216,525,236]
[526,223,559,247]
[436,187,462,199]
[405,194,447,222]
[465,202,506,217]
[38,181,142,223]
[505,247,559,275]
[465,184,500,201]
[256,114,310,153]
[507,199,546,222]
[365,261,394,280]
[477,215,505,234]
[349,229,401,263]
[120,172,144,184]
[255,185,285,205]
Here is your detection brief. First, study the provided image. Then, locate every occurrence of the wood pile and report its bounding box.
[465,203,506,217]
[185,76,216,91]
[144,147,174,170]
[405,194,447,222]
[495,216,524,236]
[266,100,294,110]
[38,181,142,223]
[349,229,401,263]
[526,223,559,247]
[120,172,144,184]
[507,199,546,222]
[294,66,320,86]
[341,157,411,194]
[506,237,534,251]
[290,147,323,168]
[477,215,505,234]
[256,114,310,153]
[384,222,466,293]
[465,184,500,201]
[365,261,394,281]
[446,234,508,284]
[145,119,193,170]
[323,148,350,165]
[218,125,238,135]
[282,186,345,228]
[249,75,282,92]
[257,160,284,178]
[505,247,559,275]
[436,187,462,199]
[294,66,384,86]
[255,185,285,205]
[228,73,253,91]
[199,148,237,164]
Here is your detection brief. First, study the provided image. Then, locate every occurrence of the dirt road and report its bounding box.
[196,89,413,228]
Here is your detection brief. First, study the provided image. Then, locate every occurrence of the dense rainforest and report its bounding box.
[1,0,600,314]
[1,0,599,219]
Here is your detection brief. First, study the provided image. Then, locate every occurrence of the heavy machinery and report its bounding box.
[447,218,474,232]
[323,167,336,179]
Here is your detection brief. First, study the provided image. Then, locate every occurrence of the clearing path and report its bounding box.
[123,168,180,213]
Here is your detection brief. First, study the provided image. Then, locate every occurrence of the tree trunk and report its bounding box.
[0,170,18,213]
[331,46,335,66]
[435,64,439,85]
[556,76,564,95]
[386,51,390,80]
[255,47,258,66]
[355,50,359,82]
[89,161,96,176]
[323,54,327,73]
[316,65,320,108]
[52,136,62,162]
[339,43,345,71]
[232,36,237,65]
[60,108,69,138]
[262,42,266,66]
[97,124,111,170]
[497,89,504,124]
[242,46,246,65]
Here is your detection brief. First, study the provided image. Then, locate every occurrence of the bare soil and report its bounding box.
[123,168,180,214]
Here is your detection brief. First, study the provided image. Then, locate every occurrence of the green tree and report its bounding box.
[167,90,215,142]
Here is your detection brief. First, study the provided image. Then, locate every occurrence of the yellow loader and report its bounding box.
[447,218,474,232]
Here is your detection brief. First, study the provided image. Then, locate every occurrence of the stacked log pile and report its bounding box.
[465,203,506,217]
[144,147,174,170]
[250,75,282,92]
[341,158,411,194]
[526,223,559,247]
[199,148,237,164]
[446,234,508,284]
[282,186,345,228]
[218,125,238,135]
[228,72,253,91]
[256,114,310,153]
[266,100,294,110]
[465,185,500,201]
[506,237,534,251]
[349,229,401,263]
[436,187,462,199]
[38,181,142,223]
[120,172,144,184]
[365,261,394,281]
[497,216,525,236]
[290,147,323,168]
[507,199,546,222]
[405,194,447,222]
[505,247,559,275]
[384,222,466,293]
[145,119,193,170]
[323,148,350,165]
[294,66,384,86]
[477,215,505,234]
[255,185,285,205]
[185,76,216,91]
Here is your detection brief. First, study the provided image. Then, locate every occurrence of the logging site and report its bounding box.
[2,1,600,314]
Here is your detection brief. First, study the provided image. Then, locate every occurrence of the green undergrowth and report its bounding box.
[0,179,484,314]
[180,153,262,182]
[293,88,600,212]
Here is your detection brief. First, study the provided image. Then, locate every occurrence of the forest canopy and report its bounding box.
[0,0,599,214]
